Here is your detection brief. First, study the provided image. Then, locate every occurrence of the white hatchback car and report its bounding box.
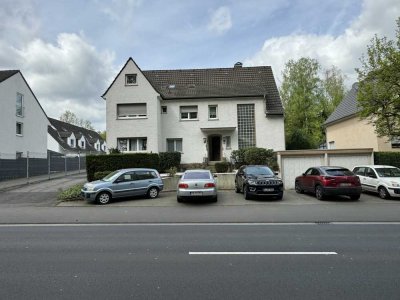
[352,165,400,199]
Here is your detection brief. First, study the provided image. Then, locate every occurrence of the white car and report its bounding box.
[352,165,400,199]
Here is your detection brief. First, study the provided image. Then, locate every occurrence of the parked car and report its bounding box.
[81,168,164,205]
[235,165,283,200]
[352,165,400,199]
[295,166,361,200]
[177,169,217,202]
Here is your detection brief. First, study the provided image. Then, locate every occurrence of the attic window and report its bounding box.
[125,74,137,85]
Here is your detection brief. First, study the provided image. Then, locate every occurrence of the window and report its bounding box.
[237,104,256,149]
[209,105,218,119]
[16,122,23,135]
[70,139,75,147]
[224,136,231,149]
[328,141,335,149]
[116,171,136,183]
[16,93,23,117]
[180,106,198,120]
[81,141,85,148]
[117,138,147,151]
[125,74,137,85]
[161,106,167,114]
[135,170,158,180]
[117,103,147,119]
[391,137,400,148]
[167,139,182,152]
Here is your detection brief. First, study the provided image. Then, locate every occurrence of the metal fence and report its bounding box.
[0,151,87,182]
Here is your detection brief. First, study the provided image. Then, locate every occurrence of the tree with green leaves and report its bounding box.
[60,110,95,131]
[356,18,400,140]
[280,58,346,149]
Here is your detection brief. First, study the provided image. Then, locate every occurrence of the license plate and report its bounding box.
[340,183,351,187]
[263,188,274,192]
[190,192,203,196]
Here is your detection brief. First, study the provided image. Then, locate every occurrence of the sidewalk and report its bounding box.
[0,170,87,191]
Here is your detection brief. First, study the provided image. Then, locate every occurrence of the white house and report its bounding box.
[102,58,285,163]
[0,70,49,159]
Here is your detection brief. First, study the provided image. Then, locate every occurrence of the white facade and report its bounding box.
[0,72,49,158]
[104,59,285,164]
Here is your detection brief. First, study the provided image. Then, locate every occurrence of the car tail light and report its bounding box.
[204,183,215,188]
[323,176,337,187]
[178,183,189,189]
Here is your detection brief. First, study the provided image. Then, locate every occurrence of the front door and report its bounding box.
[208,135,221,161]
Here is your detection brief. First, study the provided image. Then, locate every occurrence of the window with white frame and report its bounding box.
[117,103,147,119]
[70,138,75,147]
[180,106,198,120]
[209,105,218,119]
[167,139,182,152]
[118,138,147,152]
[224,136,231,149]
[81,140,85,148]
[16,93,23,117]
[125,74,137,85]
[16,122,23,135]
[329,141,335,149]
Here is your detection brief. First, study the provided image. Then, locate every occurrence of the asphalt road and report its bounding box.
[0,223,399,300]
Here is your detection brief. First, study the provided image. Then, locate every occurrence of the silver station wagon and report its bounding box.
[81,168,164,205]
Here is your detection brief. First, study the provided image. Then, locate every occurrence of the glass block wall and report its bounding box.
[237,104,256,149]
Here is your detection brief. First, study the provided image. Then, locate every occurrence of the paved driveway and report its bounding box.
[59,188,395,207]
[0,174,87,207]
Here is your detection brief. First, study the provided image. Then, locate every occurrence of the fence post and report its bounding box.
[78,152,81,174]
[65,153,67,176]
[48,151,51,180]
[26,151,30,183]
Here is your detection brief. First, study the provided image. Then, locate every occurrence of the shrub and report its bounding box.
[94,171,113,180]
[215,161,230,173]
[57,184,84,201]
[374,152,400,168]
[159,152,181,172]
[180,163,207,171]
[108,147,121,154]
[231,147,278,170]
[230,149,246,168]
[167,166,178,177]
[86,153,159,182]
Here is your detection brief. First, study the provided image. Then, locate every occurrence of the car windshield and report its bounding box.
[183,172,211,180]
[325,169,353,176]
[246,166,274,176]
[375,167,400,177]
[102,170,120,181]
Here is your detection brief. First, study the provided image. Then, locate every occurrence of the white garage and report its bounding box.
[277,149,374,189]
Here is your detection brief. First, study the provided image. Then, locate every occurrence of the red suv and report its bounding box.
[295,166,361,200]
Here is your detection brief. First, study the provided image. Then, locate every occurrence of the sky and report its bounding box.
[0,0,399,131]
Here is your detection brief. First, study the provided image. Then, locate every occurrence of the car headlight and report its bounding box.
[86,185,95,191]
[390,182,400,187]
[247,179,256,185]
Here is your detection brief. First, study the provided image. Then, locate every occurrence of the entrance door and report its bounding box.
[209,135,221,161]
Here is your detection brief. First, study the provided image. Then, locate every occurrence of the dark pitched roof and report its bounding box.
[48,125,72,151]
[102,57,284,115]
[0,70,19,83]
[324,83,360,126]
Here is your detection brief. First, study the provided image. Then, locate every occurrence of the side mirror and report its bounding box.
[302,173,306,176]
[213,174,218,178]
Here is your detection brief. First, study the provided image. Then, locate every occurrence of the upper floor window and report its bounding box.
[70,139,75,147]
[328,141,335,149]
[180,106,198,120]
[16,122,23,136]
[16,93,24,117]
[167,138,182,152]
[117,103,147,119]
[125,74,137,85]
[391,137,400,148]
[81,141,85,148]
[209,105,218,119]
[161,106,167,114]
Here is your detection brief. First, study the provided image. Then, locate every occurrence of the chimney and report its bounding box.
[234,62,243,68]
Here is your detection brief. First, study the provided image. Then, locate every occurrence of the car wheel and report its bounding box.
[295,181,304,194]
[378,186,390,199]
[276,193,283,200]
[211,195,218,202]
[244,186,251,200]
[96,191,111,205]
[235,182,240,193]
[177,196,183,203]
[147,187,159,199]
[315,185,325,200]
[350,194,360,200]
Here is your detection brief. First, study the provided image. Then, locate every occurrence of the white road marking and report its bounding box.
[189,252,337,255]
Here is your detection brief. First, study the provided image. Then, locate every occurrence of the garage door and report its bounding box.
[282,156,323,189]
[329,155,372,170]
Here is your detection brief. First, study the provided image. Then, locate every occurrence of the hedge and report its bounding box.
[230,147,278,170]
[159,152,181,172]
[374,152,400,168]
[86,153,160,182]
[215,161,230,173]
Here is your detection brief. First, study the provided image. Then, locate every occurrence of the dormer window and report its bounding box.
[70,139,75,147]
[125,74,137,85]
[81,141,85,148]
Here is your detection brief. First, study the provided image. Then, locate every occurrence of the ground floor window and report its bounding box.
[167,138,182,152]
[117,137,147,151]
[16,122,23,135]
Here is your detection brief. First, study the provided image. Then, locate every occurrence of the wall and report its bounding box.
[0,73,49,157]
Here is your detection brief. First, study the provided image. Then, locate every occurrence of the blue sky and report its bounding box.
[0,0,398,131]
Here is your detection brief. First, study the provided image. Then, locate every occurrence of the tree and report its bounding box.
[356,18,400,140]
[59,110,95,131]
[280,58,346,149]
[98,130,106,141]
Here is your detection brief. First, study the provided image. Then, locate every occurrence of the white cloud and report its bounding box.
[245,0,400,87]
[99,0,142,24]
[207,6,232,34]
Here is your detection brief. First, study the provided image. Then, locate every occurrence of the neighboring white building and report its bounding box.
[0,70,49,159]
[102,58,285,163]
